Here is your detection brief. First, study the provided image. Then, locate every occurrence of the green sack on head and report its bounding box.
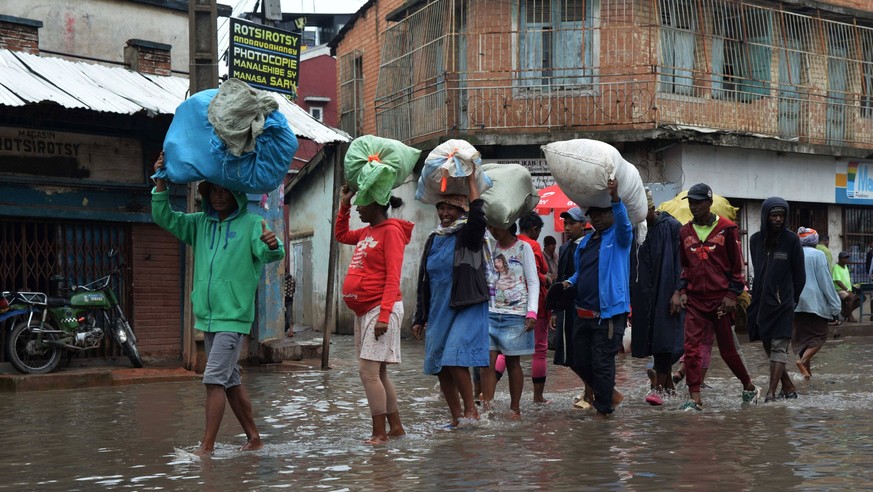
[344,135,421,205]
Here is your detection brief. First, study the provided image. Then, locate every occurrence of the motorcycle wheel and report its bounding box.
[115,320,143,368]
[5,320,62,374]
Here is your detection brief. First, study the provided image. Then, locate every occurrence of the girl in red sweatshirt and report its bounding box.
[335,184,415,445]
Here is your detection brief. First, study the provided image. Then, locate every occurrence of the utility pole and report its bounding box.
[184,0,218,371]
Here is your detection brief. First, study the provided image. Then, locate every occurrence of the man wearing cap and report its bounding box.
[833,251,860,322]
[561,178,632,418]
[748,197,805,403]
[550,206,592,406]
[630,189,683,406]
[670,183,759,411]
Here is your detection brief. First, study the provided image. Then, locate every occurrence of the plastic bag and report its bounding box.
[480,163,540,228]
[344,135,421,206]
[541,139,648,225]
[415,139,492,204]
[157,85,299,194]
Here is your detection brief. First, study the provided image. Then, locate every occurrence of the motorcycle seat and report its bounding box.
[46,296,70,307]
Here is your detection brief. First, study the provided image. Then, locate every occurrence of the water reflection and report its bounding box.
[1,335,873,490]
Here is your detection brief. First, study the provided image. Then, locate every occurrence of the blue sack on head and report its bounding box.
[156,86,299,194]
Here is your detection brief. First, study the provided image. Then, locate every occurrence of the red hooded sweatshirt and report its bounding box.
[335,203,415,323]
[518,234,549,318]
[677,215,745,309]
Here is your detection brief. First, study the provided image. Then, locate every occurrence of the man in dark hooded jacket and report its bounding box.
[631,190,683,406]
[748,198,806,403]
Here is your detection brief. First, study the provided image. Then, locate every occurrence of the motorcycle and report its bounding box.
[0,250,143,374]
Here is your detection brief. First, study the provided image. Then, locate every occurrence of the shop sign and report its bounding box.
[836,160,873,206]
[481,158,554,189]
[0,127,143,183]
[229,17,300,100]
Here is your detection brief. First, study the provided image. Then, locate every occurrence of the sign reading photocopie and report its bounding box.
[228,17,300,100]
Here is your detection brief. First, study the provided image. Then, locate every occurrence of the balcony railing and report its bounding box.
[373,0,873,150]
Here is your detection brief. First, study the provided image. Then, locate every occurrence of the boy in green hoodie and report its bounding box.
[152,152,285,456]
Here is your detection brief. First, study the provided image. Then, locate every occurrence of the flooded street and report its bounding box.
[2,334,873,490]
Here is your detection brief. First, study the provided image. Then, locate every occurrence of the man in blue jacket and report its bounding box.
[561,178,633,418]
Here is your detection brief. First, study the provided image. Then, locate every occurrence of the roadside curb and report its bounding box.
[0,366,200,393]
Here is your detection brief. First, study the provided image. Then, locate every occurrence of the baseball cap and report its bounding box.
[560,207,585,222]
[838,251,851,259]
[684,183,713,201]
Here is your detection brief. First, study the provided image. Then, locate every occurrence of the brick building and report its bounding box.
[331,0,873,285]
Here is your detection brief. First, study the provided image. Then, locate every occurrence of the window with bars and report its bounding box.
[517,0,599,89]
[659,0,696,96]
[711,4,772,101]
[861,32,873,119]
[339,50,364,137]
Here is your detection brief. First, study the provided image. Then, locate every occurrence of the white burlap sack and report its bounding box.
[542,139,648,242]
[415,139,491,204]
[480,163,540,228]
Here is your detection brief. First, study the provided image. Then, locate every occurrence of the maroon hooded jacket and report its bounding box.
[677,215,746,310]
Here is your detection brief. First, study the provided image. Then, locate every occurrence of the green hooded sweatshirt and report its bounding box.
[151,185,285,334]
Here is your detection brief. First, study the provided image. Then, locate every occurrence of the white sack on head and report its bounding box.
[416,139,492,204]
[542,139,648,243]
[480,163,540,229]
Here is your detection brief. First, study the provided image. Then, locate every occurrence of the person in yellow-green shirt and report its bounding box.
[832,251,860,322]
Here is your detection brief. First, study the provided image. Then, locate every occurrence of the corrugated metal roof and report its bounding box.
[0,49,349,144]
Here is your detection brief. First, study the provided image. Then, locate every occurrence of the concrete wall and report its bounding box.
[2,0,189,72]
[680,144,838,204]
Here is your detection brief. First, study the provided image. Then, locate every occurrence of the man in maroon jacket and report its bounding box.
[670,183,759,411]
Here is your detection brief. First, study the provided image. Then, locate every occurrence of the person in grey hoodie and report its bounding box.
[748,197,806,403]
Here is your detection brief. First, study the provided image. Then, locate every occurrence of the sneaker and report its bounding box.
[645,391,664,406]
[680,400,703,412]
[742,386,761,404]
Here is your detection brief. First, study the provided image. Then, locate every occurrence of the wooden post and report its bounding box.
[185,0,218,371]
[322,144,347,369]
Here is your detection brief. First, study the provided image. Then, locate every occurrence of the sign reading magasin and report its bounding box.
[229,17,301,100]
[0,127,143,183]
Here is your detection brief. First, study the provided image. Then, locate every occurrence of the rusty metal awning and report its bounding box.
[0,49,349,145]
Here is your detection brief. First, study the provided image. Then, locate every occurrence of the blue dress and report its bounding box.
[422,234,490,374]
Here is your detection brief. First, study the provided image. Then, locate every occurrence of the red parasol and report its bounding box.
[537,184,577,232]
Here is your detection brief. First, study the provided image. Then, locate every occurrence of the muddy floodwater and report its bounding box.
[2,334,873,490]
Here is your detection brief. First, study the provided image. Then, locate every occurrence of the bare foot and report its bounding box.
[796,360,812,379]
[193,447,214,457]
[240,438,263,451]
[612,390,624,408]
[593,411,609,420]
[387,427,406,439]
[510,411,522,420]
[533,397,551,404]
[464,408,480,420]
[364,435,389,445]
